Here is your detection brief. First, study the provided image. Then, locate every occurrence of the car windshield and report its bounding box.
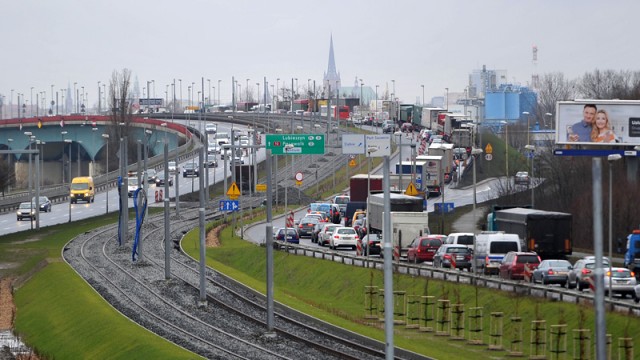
[129,178,139,186]
[32,197,48,203]
[334,197,349,205]
[546,260,571,268]
[516,255,539,263]
[325,226,339,233]
[456,235,474,245]
[447,247,469,254]
[71,183,89,190]
[19,203,33,209]
[337,228,356,235]
[169,161,176,168]
[490,242,519,253]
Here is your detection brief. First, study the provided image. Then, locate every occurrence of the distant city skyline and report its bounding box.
[1,0,639,112]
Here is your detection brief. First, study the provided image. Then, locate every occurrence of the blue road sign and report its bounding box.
[434,202,455,214]
[219,200,239,212]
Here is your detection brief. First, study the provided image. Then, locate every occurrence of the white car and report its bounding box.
[595,267,637,298]
[168,161,178,174]
[329,227,359,250]
[205,123,217,133]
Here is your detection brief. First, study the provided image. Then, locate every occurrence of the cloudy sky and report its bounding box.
[1,0,638,109]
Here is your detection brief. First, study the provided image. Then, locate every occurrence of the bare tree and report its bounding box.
[577,69,640,99]
[535,72,576,129]
[106,69,138,166]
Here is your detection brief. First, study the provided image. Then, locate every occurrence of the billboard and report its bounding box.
[556,100,640,146]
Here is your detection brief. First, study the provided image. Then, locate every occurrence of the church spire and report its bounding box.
[323,34,340,93]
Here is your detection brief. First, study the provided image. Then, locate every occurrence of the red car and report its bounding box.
[499,252,541,280]
[406,235,446,263]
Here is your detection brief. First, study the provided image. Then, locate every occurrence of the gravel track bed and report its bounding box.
[63,208,385,359]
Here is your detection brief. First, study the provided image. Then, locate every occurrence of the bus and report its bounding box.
[320,105,350,120]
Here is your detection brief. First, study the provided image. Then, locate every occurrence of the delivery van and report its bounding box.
[70,176,95,204]
[475,232,522,275]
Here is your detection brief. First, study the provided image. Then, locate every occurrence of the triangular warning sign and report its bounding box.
[405,182,419,196]
[227,182,241,197]
[349,159,356,167]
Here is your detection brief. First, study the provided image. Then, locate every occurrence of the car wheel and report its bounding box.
[542,277,547,285]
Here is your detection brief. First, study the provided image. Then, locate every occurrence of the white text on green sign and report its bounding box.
[266,134,325,155]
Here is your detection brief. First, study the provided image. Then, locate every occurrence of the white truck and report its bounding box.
[420,107,445,130]
[415,155,443,197]
[426,143,454,178]
[435,113,472,142]
[368,193,429,259]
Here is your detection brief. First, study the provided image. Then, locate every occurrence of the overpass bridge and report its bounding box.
[0,115,185,187]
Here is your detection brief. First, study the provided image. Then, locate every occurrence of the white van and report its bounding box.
[475,232,521,275]
[444,233,476,250]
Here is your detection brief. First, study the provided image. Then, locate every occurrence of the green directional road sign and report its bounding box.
[266,134,325,155]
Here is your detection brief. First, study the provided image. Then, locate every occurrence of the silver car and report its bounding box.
[567,256,610,291]
[597,267,637,298]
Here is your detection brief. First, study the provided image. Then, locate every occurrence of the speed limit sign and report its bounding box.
[295,172,303,181]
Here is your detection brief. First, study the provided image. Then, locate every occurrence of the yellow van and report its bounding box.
[70,176,95,204]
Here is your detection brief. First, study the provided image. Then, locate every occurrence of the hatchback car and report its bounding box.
[596,268,637,298]
[297,216,320,237]
[433,244,473,270]
[361,233,382,256]
[567,256,611,291]
[204,154,219,168]
[183,162,199,177]
[406,235,447,263]
[514,171,530,185]
[499,252,541,280]
[31,196,52,212]
[530,259,573,285]
[274,228,300,244]
[318,224,341,246]
[168,161,178,174]
[146,169,158,184]
[155,173,174,187]
[329,227,359,250]
[17,202,36,221]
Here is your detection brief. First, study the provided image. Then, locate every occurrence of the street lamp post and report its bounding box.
[394,131,403,191]
[102,133,110,214]
[421,85,425,106]
[525,145,536,207]
[91,128,98,176]
[501,121,509,186]
[65,139,72,222]
[607,154,622,305]
[61,131,68,183]
[471,147,483,275]
[7,138,13,191]
[523,111,531,145]
[217,79,221,105]
[445,88,449,111]
[207,79,211,106]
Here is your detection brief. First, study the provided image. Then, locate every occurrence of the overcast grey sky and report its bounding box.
[2,0,639,108]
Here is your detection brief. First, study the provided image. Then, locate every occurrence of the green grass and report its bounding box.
[14,263,199,360]
[182,218,640,359]
[3,210,200,359]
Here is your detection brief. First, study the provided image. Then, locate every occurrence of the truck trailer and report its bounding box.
[493,207,572,259]
[367,193,429,259]
[350,174,383,202]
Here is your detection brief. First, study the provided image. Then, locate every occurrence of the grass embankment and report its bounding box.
[2,211,199,359]
[183,216,639,359]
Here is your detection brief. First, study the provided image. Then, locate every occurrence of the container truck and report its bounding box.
[367,193,429,259]
[427,143,454,179]
[420,107,445,131]
[415,155,443,197]
[435,113,472,142]
[493,207,572,259]
[349,174,383,202]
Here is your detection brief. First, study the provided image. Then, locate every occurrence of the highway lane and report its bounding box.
[0,122,263,236]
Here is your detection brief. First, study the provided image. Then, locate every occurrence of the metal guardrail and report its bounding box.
[271,241,640,315]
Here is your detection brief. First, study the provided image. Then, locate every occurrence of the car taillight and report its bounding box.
[632,272,636,277]
[581,269,591,275]
[485,256,490,265]
[548,269,554,275]
[298,224,303,228]
[444,254,452,260]
[334,235,339,239]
